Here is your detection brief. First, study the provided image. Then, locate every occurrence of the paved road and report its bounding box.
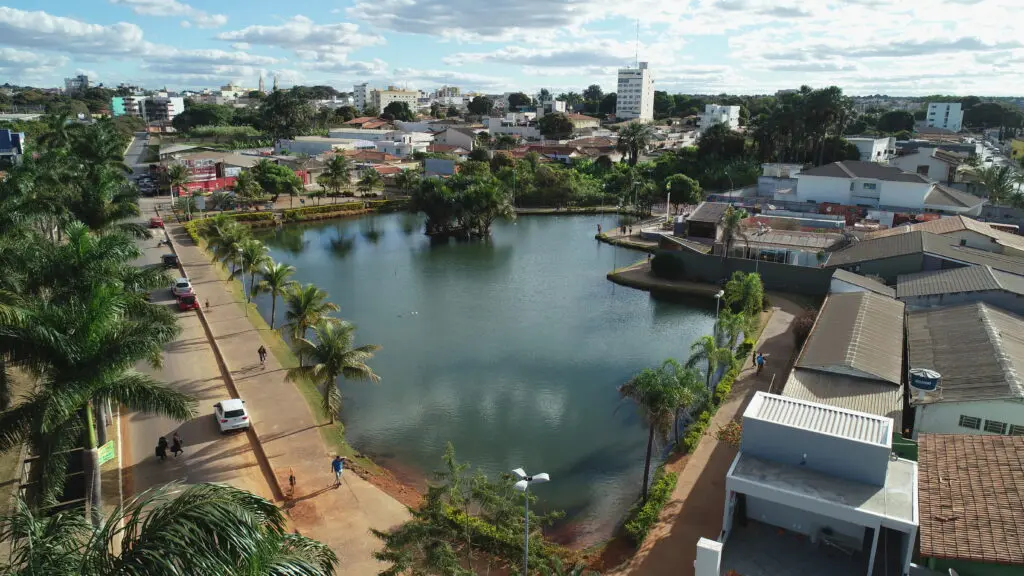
[124,132,149,177]
[121,201,271,501]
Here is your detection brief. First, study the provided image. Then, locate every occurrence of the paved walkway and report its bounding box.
[607,295,804,576]
[152,200,410,574]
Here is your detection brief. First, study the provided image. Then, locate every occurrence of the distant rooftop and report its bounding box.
[687,201,730,224]
[745,392,892,447]
[830,269,896,298]
[826,230,1024,276]
[897,265,1024,298]
[799,160,931,183]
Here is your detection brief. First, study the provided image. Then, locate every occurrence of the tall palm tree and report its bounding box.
[205,218,252,278]
[716,309,748,351]
[619,364,682,502]
[232,239,271,303]
[255,261,297,330]
[977,164,1016,206]
[394,167,421,197]
[663,359,709,446]
[287,320,380,424]
[616,122,655,166]
[686,335,734,391]
[36,113,76,153]
[233,170,265,208]
[71,120,131,176]
[358,169,383,196]
[0,482,337,575]
[322,155,352,203]
[69,167,147,238]
[166,163,190,199]
[282,284,340,366]
[720,205,749,260]
[0,286,192,516]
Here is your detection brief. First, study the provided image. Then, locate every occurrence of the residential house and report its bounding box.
[897,265,1024,315]
[794,160,985,216]
[829,268,897,298]
[565,113,600,131]
[342,150,402,164]
[684,202,730,242]
[865,215,1024,257]
[275,136,360,156]
[889,147,966,184]
[434,127,477,151]
[757,163,804,197]
[341,117,393,130]
[426,144,470,159]
[328,128,397,142]
[718,392,918,576]
[487,114,541,140]
[727,227,841,267]
[697,104,741,133]
[825,230,1024,283]
[536,99,567,117]
[907,302,1024,438]
[897,139,980,158]
[0,129,25,166]
[917,434,1024,576]
[615,62,654,122]
[781,292,905,429]
[375,133,431,158]
[925,102,963,132]
[847,137,896,163]
[520,145,584,164]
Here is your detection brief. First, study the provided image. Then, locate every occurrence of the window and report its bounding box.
[984,419,1008,434]
[958,415,981,429]
[1010,424,1024,436]
[862,182,877,190]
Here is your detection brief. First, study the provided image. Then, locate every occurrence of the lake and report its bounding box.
[253,212,716,544]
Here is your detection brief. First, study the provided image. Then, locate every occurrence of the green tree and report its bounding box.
[382,101,415,122]
[394,167,421,196]
[697,123,747,161]
[430,102,445,119]
[664,173,703,207]
[35,112,76,153]
[166,163,190,197]
[204,217,252,278]
[447,105,459,117]
[362,104,381,117]
[232,170,266,208]
[321,155,353,202]
[720,205,749,259]
[977,164,1017,205]
[282,284,340,365]
[287,320,380,424]
[686,335,734,391]
[723,271,765,322]
[251,159,303,207]
[538,113,574,139]
[255,261,297,330]
[0,482,337,575]
[616,122,654,166]
[231,239,270,303]
[260,90,316,140]
[358,169,383,196]
[875,110,915,134]
[507,92,531,109]
[583,84,603,103]
[466,96,493,116]
[619,363,683,502]
[171,101,235,132]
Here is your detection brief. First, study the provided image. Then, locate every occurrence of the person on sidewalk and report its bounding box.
[258,345,267,368]
[170,432,183,458]
[156,437,168,462]
[755,351,766,375]
[331,455,346,487]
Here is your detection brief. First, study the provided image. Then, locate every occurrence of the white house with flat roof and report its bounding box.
[926,102,963,132]
[698,104,741,133]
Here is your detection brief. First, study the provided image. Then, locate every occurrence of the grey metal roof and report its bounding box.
[924,184,985,209]
[826,231,1024,276]
[830,268,897,298]
[907,302,1024,402]
[782,368,903,429]
[799,160,931,183]
[742,229,841,250]
[897,265,1024,298]
[746,391,892,446]
[797,292,905,384]
[687,201,730,224]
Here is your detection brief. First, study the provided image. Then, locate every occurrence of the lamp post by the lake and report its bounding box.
[512,468,550,576]
[713,289,725,337]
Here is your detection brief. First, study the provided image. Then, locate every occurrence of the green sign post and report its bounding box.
[97,441,116,466]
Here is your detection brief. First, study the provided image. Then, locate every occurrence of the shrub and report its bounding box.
[792,309,817,347]
[623,468,678,545]
[734,338,755,363]
[679,365,740,454]
[761,293,771,311]
[716,420,742,448]
[650,251,686,280]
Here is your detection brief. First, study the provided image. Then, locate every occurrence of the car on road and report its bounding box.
[214,399,250,433]
[171,277,193,297]
[149,217,164,228]
[161,253,179,268]
[176,294,199,311]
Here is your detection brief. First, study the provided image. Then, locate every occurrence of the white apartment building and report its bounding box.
[375,133,432,158]
[372,87,418,111]
[64,74,89,94]
[847,137,896,163]
[698,104,741,133]
[926,102,964,132]
[353,83,370,112]
[615,62,654,122]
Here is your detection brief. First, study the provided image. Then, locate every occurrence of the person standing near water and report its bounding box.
[331,455,345,487]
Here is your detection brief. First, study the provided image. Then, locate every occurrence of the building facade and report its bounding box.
[64,74,89,94]
[926,102,964,132]
[353,83,370,112]
[0,129,25,166]
[142,96,185,123]
[698,104,741,133]
[615,62,654,122]
[372,87,418,111]
[848,137,896,163]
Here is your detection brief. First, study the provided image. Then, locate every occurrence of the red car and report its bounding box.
[176,294,199,311]
[149,217,164,229]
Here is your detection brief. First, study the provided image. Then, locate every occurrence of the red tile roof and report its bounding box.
[566,113,599,122]
[344,116,377,125]
[427,144,469,154]
[342,150,401,163]
[373,166,402,176]
[919,434,1024,566]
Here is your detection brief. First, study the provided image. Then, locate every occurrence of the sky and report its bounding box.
[0,0,1022,96]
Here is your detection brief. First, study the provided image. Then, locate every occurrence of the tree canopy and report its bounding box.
[466,96,493,116]
[382,101,415,122]
[538,112,574,139]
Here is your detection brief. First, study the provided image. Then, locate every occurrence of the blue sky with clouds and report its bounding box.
[0,0,1021,96]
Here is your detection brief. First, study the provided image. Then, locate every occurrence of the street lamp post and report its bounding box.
[711,289,725,390]
[512,468,550,576]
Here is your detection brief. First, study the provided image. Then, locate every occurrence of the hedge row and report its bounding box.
[281,200,406,222]
[445,507,558,567]
[682,360,741,453]
[181,211,276,244]
[623,467,679,545]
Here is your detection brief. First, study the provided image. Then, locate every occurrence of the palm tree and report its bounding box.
[394,167,421,197]
[0,286,193,517]
[0,482,337,575]
[663,359,709,446]
[205,217,252,278]
[233,170,265,208]
[322,155,352,203]
[720,205,749,260]
[686,335,734,391]
[619,364,682,502]
[616,122,655,166]
[166,163,190,199]
[69,168,147,238]
[282,284,340,366]
[358,169,382,196]
[36,113,76,153]
[71,120,131,175]
[232,239,271,303]
[977,164,1016,206]
[287,320,380,424]
[255,261,297,330]
[716,309,748,351]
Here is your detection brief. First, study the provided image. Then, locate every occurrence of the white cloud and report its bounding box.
[0,47,68,77]
[0,6,146,55]
[298,53,390,76]
[110,0,227,29]
[216,15,383,54]
[392,68,511,90]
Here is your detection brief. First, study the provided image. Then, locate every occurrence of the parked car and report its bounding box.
[176,294,199,311]
[161,253,179,268]
[213,399,250,433]
[149,217,164,229]
[171,277,193,297]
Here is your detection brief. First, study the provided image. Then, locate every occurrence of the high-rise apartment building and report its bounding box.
[372,86,418,111]
[353,83,370,112]
[926,102,964,132]
[64,74,89,95]
[615,62,654,122]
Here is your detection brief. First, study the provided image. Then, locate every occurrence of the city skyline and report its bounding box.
[0,0,1022,96]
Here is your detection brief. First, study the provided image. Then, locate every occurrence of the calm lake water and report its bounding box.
[253,212,716,544]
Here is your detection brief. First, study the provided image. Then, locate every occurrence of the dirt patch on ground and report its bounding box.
[349,461,424,509]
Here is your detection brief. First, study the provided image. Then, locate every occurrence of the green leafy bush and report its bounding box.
[650,251,687,280]
[734,338,755,363]
[680,365,740,453]
[623,469,678,545]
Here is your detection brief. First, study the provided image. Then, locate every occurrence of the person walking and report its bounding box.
[755,351,766,375]
[170,432,183,458]
[156,437,168,462]
[331,455,345,487]
[258,345,267,367]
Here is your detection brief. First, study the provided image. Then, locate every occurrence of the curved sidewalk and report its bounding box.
[162,211,410,574]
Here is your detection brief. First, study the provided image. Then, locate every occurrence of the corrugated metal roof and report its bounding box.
[799,160,931,183]
[782,368,903,429]
[924,184,984,209]
[830,269,896,298]
[866,215,1024,253]
[897,265,1024,298]
[742,230,841,250]
[907,302,1024,402]
[826,230,1024,276]
[687,202,730,223]
[748,392,892,446]
[797,292,905,384]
